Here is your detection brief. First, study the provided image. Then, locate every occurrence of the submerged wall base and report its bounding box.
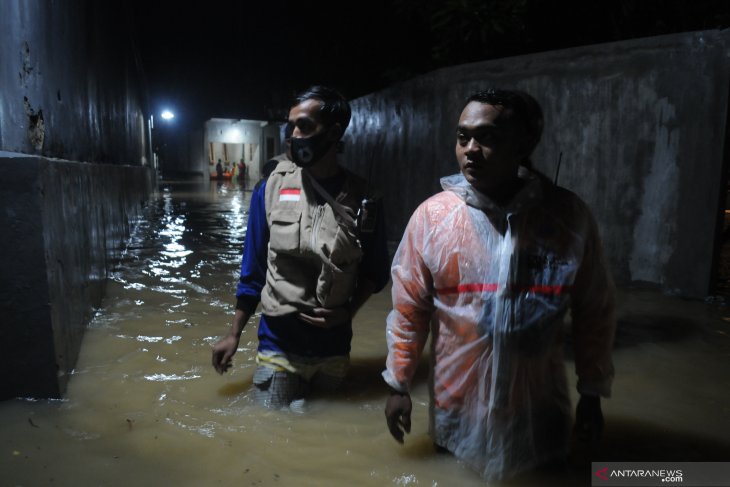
[0,155,156,399]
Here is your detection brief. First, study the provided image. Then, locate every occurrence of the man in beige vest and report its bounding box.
[212,86,389,411]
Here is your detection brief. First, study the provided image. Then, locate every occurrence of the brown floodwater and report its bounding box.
[1,180,729,486]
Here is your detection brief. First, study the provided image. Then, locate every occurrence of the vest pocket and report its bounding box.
[316,262,358,308]
[270,209,301,252]
[314,216,363,308]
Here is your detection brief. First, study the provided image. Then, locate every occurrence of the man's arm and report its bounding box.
[382,204,435,443]
[211,181,269,374]
[570,208,616,441]
[212,308,251,374]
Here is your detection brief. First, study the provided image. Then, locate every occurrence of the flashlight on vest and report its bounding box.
[357,198,377,234]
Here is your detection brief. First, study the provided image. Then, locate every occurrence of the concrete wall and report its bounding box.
[0,155,155,399]
[0,1,150,165]
[341,30,730,298]
[0,1,156,398]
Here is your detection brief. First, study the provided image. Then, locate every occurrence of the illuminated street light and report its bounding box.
[161,110,175,120]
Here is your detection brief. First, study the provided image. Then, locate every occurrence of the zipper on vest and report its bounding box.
[311,205,325,250]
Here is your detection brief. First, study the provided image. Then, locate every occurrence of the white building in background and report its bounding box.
[200,118,282,180]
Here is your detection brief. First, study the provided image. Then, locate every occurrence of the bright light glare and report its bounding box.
[161,110,175,120]
[225,128,242,143]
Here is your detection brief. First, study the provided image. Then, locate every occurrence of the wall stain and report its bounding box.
[24,96,45,152]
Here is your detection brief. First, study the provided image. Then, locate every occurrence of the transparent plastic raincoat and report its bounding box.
[383,171,615,480]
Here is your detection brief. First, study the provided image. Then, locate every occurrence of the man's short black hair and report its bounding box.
[294,85,351,132]
[466,88,544,155]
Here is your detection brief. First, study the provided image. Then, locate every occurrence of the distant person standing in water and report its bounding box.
[236,159,246,182]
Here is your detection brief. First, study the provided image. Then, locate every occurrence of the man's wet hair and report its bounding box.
[294,85,351,133]
[466,88,544,156]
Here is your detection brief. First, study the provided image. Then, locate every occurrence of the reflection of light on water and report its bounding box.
[62,428,101,441]
[225,191,246,241]
[393,474,419,485]
[150,286,186,294]
[161,249,193,258]
[144,373,201,382]
[165,318,188,326]
[150,267,170,276]
[165,417,217,438]
[115,335,183,344]
[135,336,163,343]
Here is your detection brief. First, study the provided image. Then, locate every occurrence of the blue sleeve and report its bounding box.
[235,180,269,311]
[358,198,390,293]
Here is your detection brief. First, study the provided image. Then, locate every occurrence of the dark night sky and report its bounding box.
[129,1,730,129]
[130,1,426,127]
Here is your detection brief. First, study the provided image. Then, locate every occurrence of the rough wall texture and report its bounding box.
[0,1,155,399]
[0,0,149,165]
[0,155,155,399]
[341,30,730,297]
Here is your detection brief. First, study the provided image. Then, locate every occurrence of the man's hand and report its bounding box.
[211,334,240,374]
[298,306,351,329]
[574,394,604,442]
[385,391,412,444]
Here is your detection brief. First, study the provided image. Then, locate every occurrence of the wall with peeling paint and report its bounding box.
[341,30,730,297]
[0,1,149,164]
[0,1,156,399]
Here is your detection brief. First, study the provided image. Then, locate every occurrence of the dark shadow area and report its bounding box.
[319,355,431,403]
[590,416,730,462]
[565,313,698,360]
[715,210,730,298]
[611,314,698,349]
[500,416,730,486]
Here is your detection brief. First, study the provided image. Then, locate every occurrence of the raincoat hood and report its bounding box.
[440,167,544,215]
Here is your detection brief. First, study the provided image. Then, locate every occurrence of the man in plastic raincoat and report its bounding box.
[382,89,615,480]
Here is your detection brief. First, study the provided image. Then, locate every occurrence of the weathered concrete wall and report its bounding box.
[0,1,156,399]
[0,155,155,399]
[0,1,149,165]
[342,30,730,297]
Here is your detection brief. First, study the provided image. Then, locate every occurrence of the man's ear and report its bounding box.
[327,123,343,141]
[517,131,539,159]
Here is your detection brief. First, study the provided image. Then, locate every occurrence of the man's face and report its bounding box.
[455,101,528,194]
[286,98,340,166]
[287,98,326,139]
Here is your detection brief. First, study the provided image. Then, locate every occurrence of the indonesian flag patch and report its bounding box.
[279,188,301,202]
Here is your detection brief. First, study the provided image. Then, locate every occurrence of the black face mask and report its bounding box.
[289,129,335,167]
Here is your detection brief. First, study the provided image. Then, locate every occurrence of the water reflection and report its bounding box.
[0,180,729,486]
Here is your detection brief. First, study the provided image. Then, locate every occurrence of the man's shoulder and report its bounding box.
[421,190,462,210]
[411,191,463,223]
[539,182,597,230]
[265,161,299,195]
[270,159,298,177]
[340,166,370,197]
[543,183,591,211]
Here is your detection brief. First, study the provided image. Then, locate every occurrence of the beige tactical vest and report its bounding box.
[261,160,367,316]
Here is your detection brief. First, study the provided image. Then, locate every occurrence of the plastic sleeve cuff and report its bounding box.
[381,370,409,394]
